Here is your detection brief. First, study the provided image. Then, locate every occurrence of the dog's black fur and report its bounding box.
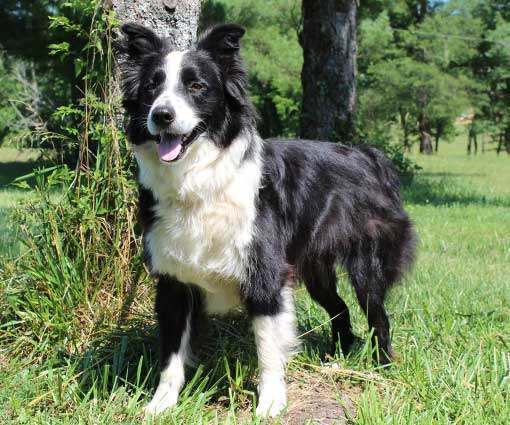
[117,22,416,414]
[253,139,416,358]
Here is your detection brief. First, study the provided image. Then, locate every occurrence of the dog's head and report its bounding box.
[118,23,255,162]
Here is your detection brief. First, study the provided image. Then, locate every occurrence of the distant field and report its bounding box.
[410,128,510,197]
[0,139,509,424]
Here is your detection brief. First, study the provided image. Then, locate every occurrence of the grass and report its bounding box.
[0,148,50,259]
[1,137,509,424]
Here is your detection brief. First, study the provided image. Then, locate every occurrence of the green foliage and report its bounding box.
[0,54,22,146]
[0,0,98,152]
[2,1,146,357]
[358,12,396,70]
[440,0,510,153]
[203,0,302,137]
[358,2,478,154]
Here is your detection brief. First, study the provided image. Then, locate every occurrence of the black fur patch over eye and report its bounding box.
[197,24,248,107]
[145,70,165,92]
[144,81,158,91]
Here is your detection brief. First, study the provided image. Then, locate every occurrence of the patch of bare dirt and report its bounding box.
[282,371,358,425]
[230,367,360,424]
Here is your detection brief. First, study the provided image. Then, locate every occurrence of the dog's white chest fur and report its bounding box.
[134,134,261,313]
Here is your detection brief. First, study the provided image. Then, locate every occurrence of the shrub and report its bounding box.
[1,2,149,358]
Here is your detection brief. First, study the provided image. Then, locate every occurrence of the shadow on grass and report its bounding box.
[419,171,486,178]
[402,175,510,207]
[70,307,339,408]
[0,160,56,188]
[69,312,262,406]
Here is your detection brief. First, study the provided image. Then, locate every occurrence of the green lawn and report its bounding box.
[0,139,509,424]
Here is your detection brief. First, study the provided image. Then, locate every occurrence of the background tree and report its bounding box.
[358,0,477,154]
[476,1,510,154]
[300,0,357,142]
[0,1,88,152]
[3,0,509,159]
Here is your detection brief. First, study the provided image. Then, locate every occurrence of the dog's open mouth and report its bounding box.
[157,124,204,163]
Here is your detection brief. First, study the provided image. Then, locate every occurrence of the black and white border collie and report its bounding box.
[117,23,416,417]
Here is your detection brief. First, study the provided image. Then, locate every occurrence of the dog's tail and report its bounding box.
[355,145,417,284]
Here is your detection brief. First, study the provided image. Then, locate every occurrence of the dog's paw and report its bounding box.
[256,379,287,418]
[144,385,178,416]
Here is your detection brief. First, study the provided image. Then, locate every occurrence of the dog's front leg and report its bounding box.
[145,277,201,415]
[251,286,297,418]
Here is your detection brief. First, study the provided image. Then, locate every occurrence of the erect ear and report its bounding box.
[115,24,164,107]
[197,23,246,58]
[119,23,164,59]
[197,24,248,106]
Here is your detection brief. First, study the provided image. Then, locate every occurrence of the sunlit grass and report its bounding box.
[1,138,509,423]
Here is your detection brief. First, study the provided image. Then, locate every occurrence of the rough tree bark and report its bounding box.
[111,0,201,44]
[300,0,357,143]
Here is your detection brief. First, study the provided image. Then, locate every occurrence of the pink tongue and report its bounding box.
[158,135,182,162]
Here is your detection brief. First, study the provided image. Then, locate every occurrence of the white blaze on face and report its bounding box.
[147,51,200,137]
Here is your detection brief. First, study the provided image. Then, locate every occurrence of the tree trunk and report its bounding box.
[417,0,428,23]
[497,133,503,155]
[300,0,357,143]
[111,0,201,44]
[399,108,411,152]
[420,131,433,154]
[418,113,433,154]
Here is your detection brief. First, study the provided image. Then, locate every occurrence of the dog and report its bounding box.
[117,22,416,417]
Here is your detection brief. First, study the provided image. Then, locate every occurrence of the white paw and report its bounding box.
[144,384,178,415]
[256,379,287,418]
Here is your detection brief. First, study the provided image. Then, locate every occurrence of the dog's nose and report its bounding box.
[152,106,175,127]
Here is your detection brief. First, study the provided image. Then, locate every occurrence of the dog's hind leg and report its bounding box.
[346,240,394,365]
[145,276,202,415]
[301,258,356,355]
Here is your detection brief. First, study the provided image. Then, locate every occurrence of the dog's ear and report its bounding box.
[197,24,248,106]
[197,23,246,57]
[119,23,164,59]
[115,23,164,107]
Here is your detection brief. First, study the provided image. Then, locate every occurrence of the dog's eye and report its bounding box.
[188,82,204,92]
[145,81,159,91]
[145,72,164,92]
